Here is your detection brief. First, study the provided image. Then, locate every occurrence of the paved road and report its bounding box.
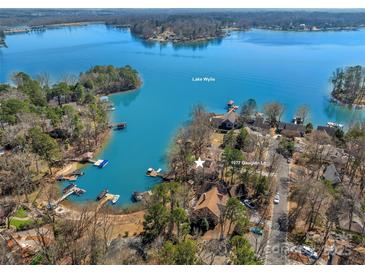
[265,140,290,265]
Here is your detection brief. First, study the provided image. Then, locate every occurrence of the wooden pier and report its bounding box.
[227,105,238,114]
[97,194,119,210]
[55,186,85,205]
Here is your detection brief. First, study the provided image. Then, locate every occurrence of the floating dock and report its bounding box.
[94,159,109,168]
[111,194,120,204]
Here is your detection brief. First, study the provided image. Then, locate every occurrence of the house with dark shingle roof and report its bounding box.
[220,112,238,130]
[277,122,306,137]
[192,186,228,227]
[317,125,337,137]
[246,116,271,131]
[210,112,239,130]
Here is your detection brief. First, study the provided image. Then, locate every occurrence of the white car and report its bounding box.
[274,194,280,204]
[301,245,318,259]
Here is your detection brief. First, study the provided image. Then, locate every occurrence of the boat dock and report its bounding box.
[111,122,127,130]
[56,175,78,181]
[55,186,86,205]
[93,159,109,168]
[226,99,238,113]
[227,105,238,113]
[97,193,120,210]
[96,189,108,201]
[146,167,163,177]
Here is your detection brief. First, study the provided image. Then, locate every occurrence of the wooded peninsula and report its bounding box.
[331,65,365,106]
[0,65,140,195]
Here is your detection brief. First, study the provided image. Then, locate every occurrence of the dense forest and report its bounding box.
[0,65,139,196]
[331,65,365,106]
[126,10,365,42]
[129,16,226,42]
[2,9,365,43]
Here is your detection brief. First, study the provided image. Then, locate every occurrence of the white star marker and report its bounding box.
[195,157,205,168]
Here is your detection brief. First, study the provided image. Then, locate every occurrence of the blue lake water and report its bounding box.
[1,24,365,204]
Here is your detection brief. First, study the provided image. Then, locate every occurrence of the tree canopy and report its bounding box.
[331,65,365,105]
[80,65,140,95]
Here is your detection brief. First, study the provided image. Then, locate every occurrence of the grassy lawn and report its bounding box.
[13,207,28,218]
[9,217,33,230]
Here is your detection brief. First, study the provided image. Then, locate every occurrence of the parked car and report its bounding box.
[278,214,289,232]
[301,245,318,260]
[250,227,263,236]
[241,199,257,210]
[274,194,280,204]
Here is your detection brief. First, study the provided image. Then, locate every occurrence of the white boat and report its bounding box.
[112,195,120,204]
[327,122,344,129]
[156,168,162,173]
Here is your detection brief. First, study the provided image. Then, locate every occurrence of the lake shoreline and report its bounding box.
[51,111,146,214]
[2,23,365,207]
[2,20,364,47]
[331,94,365,109]
[53,75,145,209]
[3,21,104,35]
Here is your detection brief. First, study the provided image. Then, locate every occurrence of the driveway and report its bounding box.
[265,143,290,265]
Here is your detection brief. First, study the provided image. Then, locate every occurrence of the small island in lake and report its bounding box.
[330,65,365,107]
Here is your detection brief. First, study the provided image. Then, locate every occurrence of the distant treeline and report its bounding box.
[331,65,365,106]
[2,9,365,43]
[0,29,5,45]
[129,16,227,42]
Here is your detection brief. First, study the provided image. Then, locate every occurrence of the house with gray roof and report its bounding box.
[317,125,337,137]
[210,112,239,130]
[277,122,306,137]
